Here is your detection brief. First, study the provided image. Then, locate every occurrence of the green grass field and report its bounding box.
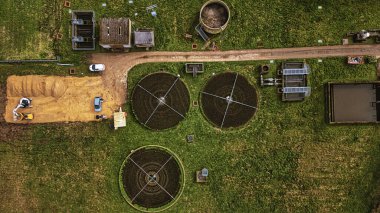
[1,0,380,212]
[1,60,379,212]
[0,0,62,60]
[2,0,380,60]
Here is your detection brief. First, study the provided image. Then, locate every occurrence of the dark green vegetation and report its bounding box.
[1,0,380,212]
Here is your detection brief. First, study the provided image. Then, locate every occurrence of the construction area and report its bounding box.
[5,75,119,123]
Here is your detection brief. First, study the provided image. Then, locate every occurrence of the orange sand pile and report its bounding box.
[5,75,120,123]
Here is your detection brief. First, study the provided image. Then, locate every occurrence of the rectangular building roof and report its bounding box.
[100,18,131,48]
[134,29,155,47]
[72,10,95,50]
[114,108,127,130]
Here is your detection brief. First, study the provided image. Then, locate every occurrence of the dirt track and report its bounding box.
[4,44,379,124]
[91,44,380,105]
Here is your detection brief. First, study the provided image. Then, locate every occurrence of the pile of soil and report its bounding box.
[131,73,190,130]
[5,75,120,123]
[201,2,229,28]
[121,147,182,209]
[201,72,258,128]
[7,76,68,98]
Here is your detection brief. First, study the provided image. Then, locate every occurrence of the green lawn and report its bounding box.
[1,59,380,212]
[1,0,380,212]
[2,0,380,60]
[0,0,62,60]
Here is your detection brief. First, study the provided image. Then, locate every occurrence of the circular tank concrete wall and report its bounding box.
[199,0,230,34]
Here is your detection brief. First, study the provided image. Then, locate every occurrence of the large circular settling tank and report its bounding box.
[119,146,185,212]
[131,73,190,130]
[200,0,230,34]
[201,72,258,128]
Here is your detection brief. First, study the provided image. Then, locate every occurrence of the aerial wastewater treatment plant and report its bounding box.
[1,0,380,212]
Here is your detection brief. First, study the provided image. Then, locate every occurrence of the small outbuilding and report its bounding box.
[71,10,96,50]
[113,107,127,130]
[99,18,132,50]
[134,29,155,48]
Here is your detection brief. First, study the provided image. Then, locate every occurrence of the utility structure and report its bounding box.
[348,29,380,43]
[278,62,311,101]
[185,63,204,77]
[347,56,365,65]
[99,18,132,50]
[71,10,96,50]
[259,64,282,86]
[260,75,282,86]
[326,82,380,123]
[259,62,311,101]
[119,146,185,212]
[196,0,230,41]
[200,72,258,128]
[131,73,190,130]
[196,168,209,183]
[134,28,155,49]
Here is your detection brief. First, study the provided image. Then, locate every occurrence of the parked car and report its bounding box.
[94,97,103,112]
[89,64,105,72]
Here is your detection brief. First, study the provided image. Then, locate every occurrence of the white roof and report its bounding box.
[114,108,126,130]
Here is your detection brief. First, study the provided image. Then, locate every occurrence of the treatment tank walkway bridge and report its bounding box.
[90,44,380,105]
